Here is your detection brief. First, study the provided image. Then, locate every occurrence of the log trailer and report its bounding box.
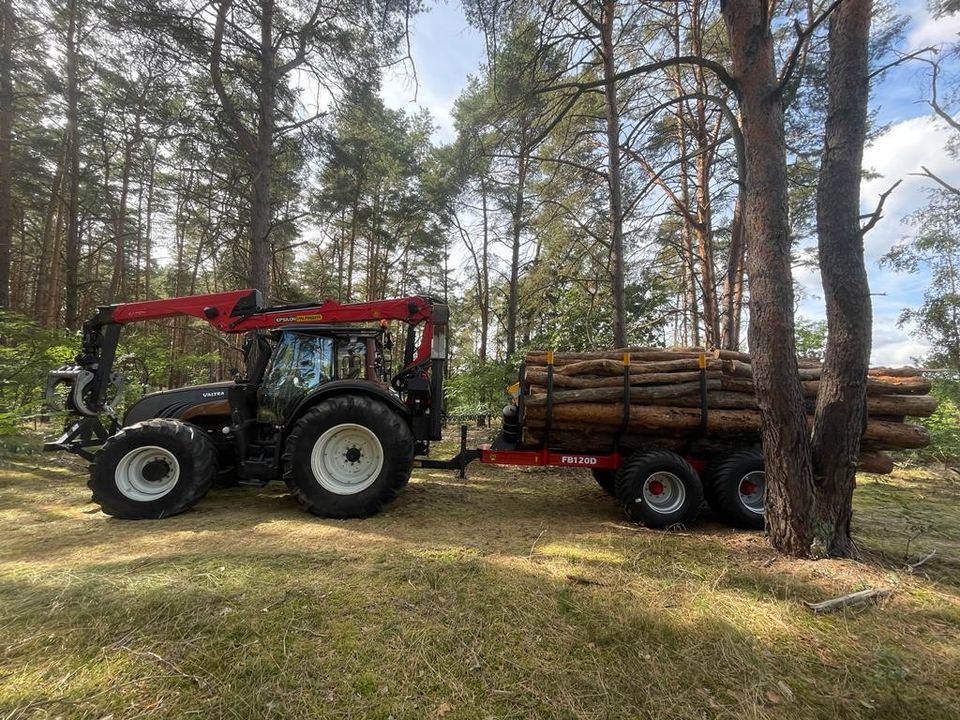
[44,289,765,529]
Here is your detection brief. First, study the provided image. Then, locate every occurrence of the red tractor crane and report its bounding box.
[45,289,473,519]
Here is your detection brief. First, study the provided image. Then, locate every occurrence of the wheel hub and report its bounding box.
[738,471,765,514]
[141,458,171,483]
[310,424,385,495]
[114,445,181,502]
[641,471,686,514]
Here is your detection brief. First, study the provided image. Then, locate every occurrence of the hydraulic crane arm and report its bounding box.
[52,289,447,418]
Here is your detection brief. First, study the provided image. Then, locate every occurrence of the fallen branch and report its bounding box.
[905,549,937,572]
[804,588,893,614]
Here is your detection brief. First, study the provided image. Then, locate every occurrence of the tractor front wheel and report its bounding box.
[88,419,217,519]
[283,395,414,518]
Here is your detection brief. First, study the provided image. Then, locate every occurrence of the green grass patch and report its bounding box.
[1,449,958,719]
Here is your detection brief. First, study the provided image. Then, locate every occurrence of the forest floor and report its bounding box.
[0,429,958,720]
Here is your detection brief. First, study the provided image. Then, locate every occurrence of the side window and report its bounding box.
[337,340,366,379]
[258,333,334,423]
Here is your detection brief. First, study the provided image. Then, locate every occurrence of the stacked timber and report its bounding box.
[520,348,936,475]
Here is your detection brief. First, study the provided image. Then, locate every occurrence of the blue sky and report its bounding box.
[379,0,960,364]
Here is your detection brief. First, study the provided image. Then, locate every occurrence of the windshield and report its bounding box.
[258,333,335,423]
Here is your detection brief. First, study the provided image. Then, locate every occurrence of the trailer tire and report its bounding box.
[283,395,413,518]
[591,468,617,496]
[615,450,703,529]
[706,450,765,529]
[88,419,216,519]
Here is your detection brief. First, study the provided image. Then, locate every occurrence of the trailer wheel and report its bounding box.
[615,450,703,529]
[88,419,216,519]
[706,450,765,529]
[591,468,617,496]
[283,395,413,518]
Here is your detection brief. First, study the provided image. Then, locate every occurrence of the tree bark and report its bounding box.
[721,194,746,350]
[600,0,627,347]
[479,173,490,362]
[810,0,874,557]
[506,141,528,359]
[64,0,81,328]
[0,0,13,308]
[722,0,815,556]
[251,0,275,298]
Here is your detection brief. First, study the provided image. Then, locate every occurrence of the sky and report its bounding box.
[377,0,960,365]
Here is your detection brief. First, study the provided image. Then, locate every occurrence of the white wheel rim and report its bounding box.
[114,446,180,502]
[641,471,686,515]
[310,423,384,495]
[738,470,765,514]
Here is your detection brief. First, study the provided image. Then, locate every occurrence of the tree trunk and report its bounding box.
[721,194,746,350]
[250,0,275,299]
[107,140,133,303]
[0,0,13,308]
[601,0,627,347]
[479,173,490,362]
[810,0,874,557]
[690,4,721,347]
[506,143,528,359]
[64,0,81,328]
[34,146,66,324]
[722,0,815,556]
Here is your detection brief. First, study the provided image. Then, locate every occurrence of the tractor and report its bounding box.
[44,289,469,520]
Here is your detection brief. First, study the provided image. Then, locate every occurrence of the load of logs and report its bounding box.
[521,348,936,475]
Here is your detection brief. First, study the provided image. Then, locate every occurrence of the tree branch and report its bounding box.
[868,47,937,80]
[538,55,737,95]
[775,0,844,96]
[913,165,960,197]
[210,0,256,159]
[860,179,902,235]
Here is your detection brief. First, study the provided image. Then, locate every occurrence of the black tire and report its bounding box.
[283,395,414,519]
[614,450,704,529]
[88,419,217,519]
[592,468,617,496]
[706,449,765,529]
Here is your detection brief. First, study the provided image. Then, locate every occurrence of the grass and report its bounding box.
[1,431,958,719]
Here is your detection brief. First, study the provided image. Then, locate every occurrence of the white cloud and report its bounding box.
[908,9,960,48]
[796,114,957,365]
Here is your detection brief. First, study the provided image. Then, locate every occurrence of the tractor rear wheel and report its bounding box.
[283,395,414,518]
[88,419,216,519]
[706,449,765,529]
[615,450,703,529]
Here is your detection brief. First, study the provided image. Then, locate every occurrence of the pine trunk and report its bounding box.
[722,0,815,556]
[810,0,874,557]
[0,0,13,308]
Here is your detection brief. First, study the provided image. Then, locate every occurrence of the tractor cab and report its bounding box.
[255,325,393,425]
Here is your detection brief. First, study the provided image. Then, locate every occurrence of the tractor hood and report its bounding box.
[123,381,235,426]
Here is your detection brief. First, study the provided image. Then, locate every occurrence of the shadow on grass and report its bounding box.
[1,550,956,720]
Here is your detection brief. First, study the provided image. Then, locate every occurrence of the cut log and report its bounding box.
[525,350,704,364]
[858,451,895,474]
[524,369,721,390]
[804,376,932,396]
[524,403,930,449]
[524,381,720,406]
[865,394,938,418]
[529,357,723,376]
[868,366,923,378]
